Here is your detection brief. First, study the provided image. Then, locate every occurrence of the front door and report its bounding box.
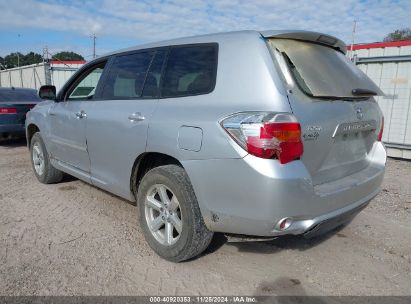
[48,62,106,174]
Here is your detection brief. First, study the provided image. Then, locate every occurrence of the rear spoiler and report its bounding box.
[260,30,347,54]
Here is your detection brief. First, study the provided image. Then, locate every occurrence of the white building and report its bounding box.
[352,40,411,159]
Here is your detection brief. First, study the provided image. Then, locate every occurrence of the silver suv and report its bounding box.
[26,30,386,262]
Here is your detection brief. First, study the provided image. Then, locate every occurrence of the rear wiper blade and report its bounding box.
[352,88,377,96]
[309,94,368,100]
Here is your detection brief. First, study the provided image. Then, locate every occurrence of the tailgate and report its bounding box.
[267,38,384,185]
[291,97,382,185]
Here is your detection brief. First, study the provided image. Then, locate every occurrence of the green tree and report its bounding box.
[2,52,42,68]
[21,52,42,66]
[0,51,84,69]
[4,52,24,68]
[383,28,411,42]
[52,51,84,61]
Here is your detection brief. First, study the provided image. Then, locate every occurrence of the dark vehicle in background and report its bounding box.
[0,87,42,140]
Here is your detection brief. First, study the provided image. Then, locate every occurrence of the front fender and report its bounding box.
[26,101,54,149]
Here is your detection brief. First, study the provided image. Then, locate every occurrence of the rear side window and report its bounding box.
[142,50,167,98]
[162,45,217,98]
[101,52,154,100]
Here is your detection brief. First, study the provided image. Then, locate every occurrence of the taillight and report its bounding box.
[378,116,384,142]
[0,108,17,114]
[221,112,304,164]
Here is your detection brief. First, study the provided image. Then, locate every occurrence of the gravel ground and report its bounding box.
[0,139,410,296]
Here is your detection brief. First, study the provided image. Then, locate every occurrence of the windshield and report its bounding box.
[0,89,42,102]
[268,38,384,99]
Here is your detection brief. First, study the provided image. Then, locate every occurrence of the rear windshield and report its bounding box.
[0,89,41,102]
[268,39,383,99]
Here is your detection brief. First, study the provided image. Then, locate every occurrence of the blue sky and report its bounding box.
[0,0,410,59]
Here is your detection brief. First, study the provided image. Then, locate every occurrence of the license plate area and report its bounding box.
[332,120,377,138]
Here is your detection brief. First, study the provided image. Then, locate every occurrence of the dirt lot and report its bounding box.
[0,139,410,296]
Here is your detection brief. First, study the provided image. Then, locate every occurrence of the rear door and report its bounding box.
[82,49,166,197]
[48,62,106,174]
[268,38,384,185]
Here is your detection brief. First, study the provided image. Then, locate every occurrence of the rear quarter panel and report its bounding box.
[146,32,291,160]
[145,32,293,228]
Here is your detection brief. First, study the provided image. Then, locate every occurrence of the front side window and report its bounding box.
[101,51,154,100]
[67,63,105,101]
[162,45,217,98]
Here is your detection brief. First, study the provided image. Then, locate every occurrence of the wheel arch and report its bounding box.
[26,123,40,147]
[130,152,184,200]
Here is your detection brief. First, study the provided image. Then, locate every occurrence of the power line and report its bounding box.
[42,47,72,68]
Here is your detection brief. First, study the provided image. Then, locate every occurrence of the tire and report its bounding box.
[30,132,63,184]
[137,165,213,262]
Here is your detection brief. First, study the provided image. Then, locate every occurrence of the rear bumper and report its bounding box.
[302,199,369,238]
[183,141,386,237]
[290,190,374,237]
[0,124,25,135]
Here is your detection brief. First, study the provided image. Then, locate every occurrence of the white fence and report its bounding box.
[354,41,411,159]
[0,63,48,90]
[0,61,84,92]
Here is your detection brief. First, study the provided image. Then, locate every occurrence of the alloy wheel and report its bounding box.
[32,142,45,176]
[144,184,183,246]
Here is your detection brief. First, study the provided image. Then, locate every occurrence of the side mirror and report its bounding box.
[39,85,57,100]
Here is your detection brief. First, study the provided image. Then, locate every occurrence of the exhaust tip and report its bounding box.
[276,217,293,231]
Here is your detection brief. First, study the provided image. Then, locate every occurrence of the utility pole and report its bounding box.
[42,46,49,63]
[42,46,52,86]
[92,33,96,59]
[350,20,357,60]
[17,34,21,67]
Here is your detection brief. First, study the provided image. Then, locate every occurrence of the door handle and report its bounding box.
[128,112,145,122]
[75,110,87,119]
